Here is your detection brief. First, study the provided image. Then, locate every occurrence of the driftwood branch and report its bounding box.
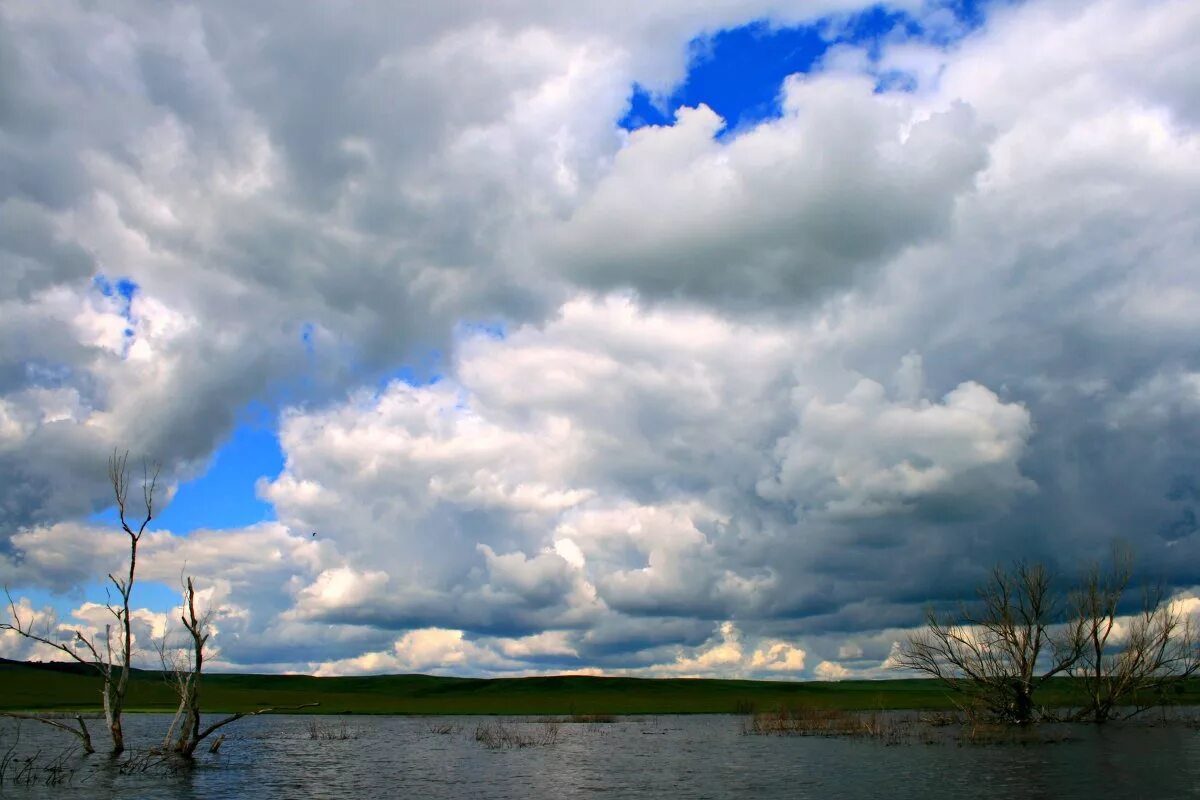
[195,703,321,744]
[0,712,94,754]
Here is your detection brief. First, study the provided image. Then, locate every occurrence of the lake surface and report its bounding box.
[3,713,1199,798]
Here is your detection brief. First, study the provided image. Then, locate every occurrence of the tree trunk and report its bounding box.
[76,716,94,755]
[103,684,125,754]
[1013,685,1034,726]
[162,696,186,751]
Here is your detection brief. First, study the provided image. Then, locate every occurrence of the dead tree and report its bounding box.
[154,577,209,753]
[893,561,1083,725]
[0,450,158,754]
[1070,552,1200,722]
[162,576,317,759]
[171,575,210,758]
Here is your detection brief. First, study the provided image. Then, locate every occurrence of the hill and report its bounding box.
[3,658,1198,715]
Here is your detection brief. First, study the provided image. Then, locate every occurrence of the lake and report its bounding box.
[3,713,1199,798]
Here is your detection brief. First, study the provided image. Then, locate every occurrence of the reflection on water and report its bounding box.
[2,713,1199,799]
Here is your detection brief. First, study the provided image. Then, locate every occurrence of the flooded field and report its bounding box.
[3,712,1199,799]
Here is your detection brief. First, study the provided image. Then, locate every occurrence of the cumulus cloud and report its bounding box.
[646,621,808,677]
[0,598,74,662]
[549,76,989,306]
[0,0,890,532]
[761,360,1035,518]
[813,660,850,680]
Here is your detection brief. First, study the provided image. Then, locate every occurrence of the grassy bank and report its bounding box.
[3,658,1199,715]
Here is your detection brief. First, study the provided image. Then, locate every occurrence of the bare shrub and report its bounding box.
[474,720,561,749]
[897,554,1200,726]
[1069,551,1200,722]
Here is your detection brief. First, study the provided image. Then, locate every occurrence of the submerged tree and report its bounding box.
[156,576,211,754]
[1,450,159,754]
[158,576,316,759]
[5,452,316,760]
[1070,551,1200,722]
[893,561,1083,725]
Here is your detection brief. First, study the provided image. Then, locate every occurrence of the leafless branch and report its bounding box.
[194,703,321,744]
[0,713,94,754]
[1070,549,1200,722]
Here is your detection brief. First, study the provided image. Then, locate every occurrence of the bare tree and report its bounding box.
[1070,552,1200,722]
[893,561,1083,725]
[101,449,159,753]
[154,576,209,753]
[5,453,316,760]
[160,576,317,759]
[0,450,158,754]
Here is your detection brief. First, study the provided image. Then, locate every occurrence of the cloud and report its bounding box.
[646,621,808,677]
[813,660,850,680]
[4,0,1200,677]
[0,0,898,531]
[0,598,74,662]
[245,294,1041,666]
[548,75,989,307]
[761,361,1035,518]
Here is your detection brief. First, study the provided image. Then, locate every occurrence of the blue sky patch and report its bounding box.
[620,2,992,133]
[90,416,285,535]
[152,420,284,532]
[7,578,182,623]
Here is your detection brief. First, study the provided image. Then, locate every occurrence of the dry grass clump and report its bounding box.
[744,706,1077,747]
[953,721,1073,746]
[474,720,561,749]
[306,720,358,741]
[569,713,617,723]
[743,707,909,744]
[116,749,182,774]
[534,713,618,724]
[918,711,961,727]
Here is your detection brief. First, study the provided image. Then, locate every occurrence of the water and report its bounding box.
[2,713,1199,798]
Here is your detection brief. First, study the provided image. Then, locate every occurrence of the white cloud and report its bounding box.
[549,74,989,306]
[311,627,584,677]
[813,660,850,680]
[648,622,807,677]
[762,362,1035,517]
[751,642,809,672]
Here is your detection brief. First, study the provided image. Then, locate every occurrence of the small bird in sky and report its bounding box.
[311,531,317,537]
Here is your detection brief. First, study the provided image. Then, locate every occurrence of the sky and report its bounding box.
[1,0,1199,680]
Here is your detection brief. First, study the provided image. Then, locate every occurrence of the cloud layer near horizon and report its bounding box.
[3,0,1200,677]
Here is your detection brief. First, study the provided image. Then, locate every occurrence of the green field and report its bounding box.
[3,658,1198,715]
